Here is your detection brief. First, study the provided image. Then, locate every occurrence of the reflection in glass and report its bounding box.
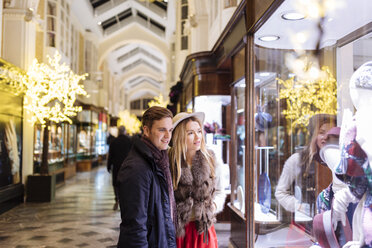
[234,79,245,212]
[0,116,22,186]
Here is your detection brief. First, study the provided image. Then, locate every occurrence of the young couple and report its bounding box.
[116,106,226,248]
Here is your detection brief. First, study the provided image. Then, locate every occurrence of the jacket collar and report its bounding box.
[132,136,164,177]
[132,136,153,160]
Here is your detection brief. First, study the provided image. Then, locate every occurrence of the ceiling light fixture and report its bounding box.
[258,35,280,42]
[281,12,305,21]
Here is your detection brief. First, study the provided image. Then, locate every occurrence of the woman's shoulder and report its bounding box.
[284,152,301,167]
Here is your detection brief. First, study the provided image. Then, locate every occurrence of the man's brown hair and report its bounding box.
[142,106,173,129]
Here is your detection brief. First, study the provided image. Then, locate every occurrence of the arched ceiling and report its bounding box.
[71,0,175,98]
[108,43,166,75]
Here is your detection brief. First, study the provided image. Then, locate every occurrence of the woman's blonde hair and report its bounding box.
[301,114,336,176]
[169,117,215,189]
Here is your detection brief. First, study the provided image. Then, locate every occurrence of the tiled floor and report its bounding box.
[0,165,231,247]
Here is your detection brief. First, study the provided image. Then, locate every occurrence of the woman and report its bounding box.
[169,112,226,248]
[275,114,336,214]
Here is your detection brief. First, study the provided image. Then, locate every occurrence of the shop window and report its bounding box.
[67,124,76,156]
[96,113,108,156]
[33,123,64,174]
[76,110,98,161]
[0,91,22,188]
[249,0,372,246]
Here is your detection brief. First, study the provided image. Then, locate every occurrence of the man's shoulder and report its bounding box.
[119,152,154,182]
[124,149,152,169]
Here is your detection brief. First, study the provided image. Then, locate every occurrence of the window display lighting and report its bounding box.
[117,110,141,135]
[258,35,280,42]
[0,52,88,126]
[281,11,306,20]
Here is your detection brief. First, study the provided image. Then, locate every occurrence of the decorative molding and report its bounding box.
[3,8,26,20]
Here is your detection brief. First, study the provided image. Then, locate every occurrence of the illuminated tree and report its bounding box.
[278,66,337,130]
[147,94,169,108]
[26,52,87,174]
[118,110,142,135]
[0,52,87,174]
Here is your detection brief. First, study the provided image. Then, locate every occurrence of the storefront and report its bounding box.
[76,106,99,172]
[179,51,231,162]
[229,0,372,247]
[96,110,108,160]
[179,0,372,246]
[33,123,65,185]
[0,59,24,214]
[62,122,77,179]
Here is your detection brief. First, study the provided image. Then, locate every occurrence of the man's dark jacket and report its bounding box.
[107,134,132,186]
[117,137,176,248]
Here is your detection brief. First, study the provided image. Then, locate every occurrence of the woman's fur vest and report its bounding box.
[174,149,216,237]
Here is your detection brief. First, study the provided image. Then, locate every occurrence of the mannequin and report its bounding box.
[316,128,351,247]
[318,128,346,194]
[333,61,372,248]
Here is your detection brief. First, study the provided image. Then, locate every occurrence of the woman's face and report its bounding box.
[316,123,333,149]
[185,120,202,152]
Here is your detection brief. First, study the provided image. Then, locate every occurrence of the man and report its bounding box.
[117,106,176,248]
[107,125,132,210]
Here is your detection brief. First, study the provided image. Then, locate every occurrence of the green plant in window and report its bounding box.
[278,66,337,130]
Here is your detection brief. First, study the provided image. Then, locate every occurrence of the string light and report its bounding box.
[147,94,169,108]
[117,110,141,135]
[278,66,337,130]
[295,0,345,19]
[0,52,88,126]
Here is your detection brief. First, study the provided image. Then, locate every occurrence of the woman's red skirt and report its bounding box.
[176,221,218,248]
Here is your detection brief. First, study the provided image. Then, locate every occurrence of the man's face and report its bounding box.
[143,117,173,150]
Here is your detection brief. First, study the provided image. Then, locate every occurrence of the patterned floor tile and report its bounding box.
[0,236,10,241]
[57,238,73,243]
[98,237,114,243]
[53,227,75,232]
[29,235,47,240]
[0,166,231,247]
[76,243,89,247]
[80,231,99,237]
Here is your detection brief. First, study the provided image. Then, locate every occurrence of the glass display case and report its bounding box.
[0,74,24,214]
[223,0,372,247]
[249,0,372,247]
[76,108,98,171]
[193,95,231,162]
[233,79,246,212]
[62,123,77,179]
[33,123,64,175]
[77,124,94,159]
[95,112,108,156]
[67,124,77,160]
